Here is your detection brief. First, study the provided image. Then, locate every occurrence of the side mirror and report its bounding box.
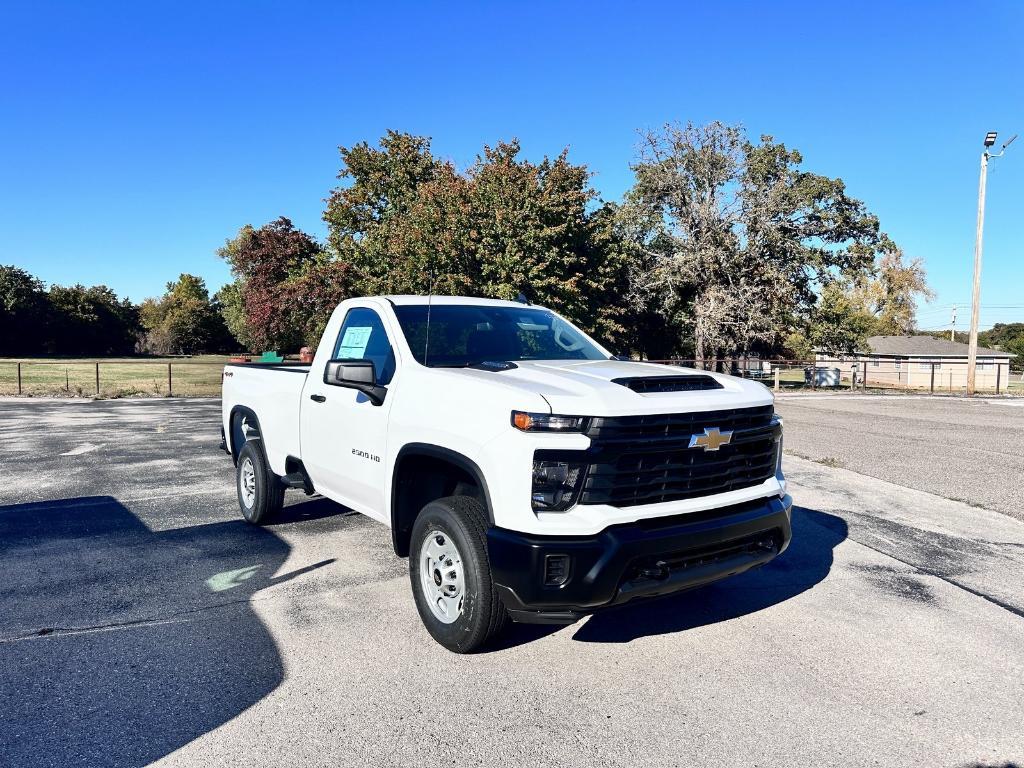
[323,359,387,405]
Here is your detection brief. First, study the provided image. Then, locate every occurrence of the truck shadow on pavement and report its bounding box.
[570,506,847,644]
[0,495,336,768]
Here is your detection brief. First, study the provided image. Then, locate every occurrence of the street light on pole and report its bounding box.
[967,131,1016,395]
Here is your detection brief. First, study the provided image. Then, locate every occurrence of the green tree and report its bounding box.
[324,130,446,295]
[980,322,1024,347]
[0,265,50,355]
[807,282,877,354]
[46,284,139,355]
[804,246,934,352]
[847,247,934,335]
[321,131,632,348]
[575,202,635,351]
[468,141,597,322]
[979,323,1024,371]
[140,274,233,354]
[782,330,814,361]
[213,281,250,350]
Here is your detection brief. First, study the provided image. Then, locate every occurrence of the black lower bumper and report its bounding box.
[488,495,792,624]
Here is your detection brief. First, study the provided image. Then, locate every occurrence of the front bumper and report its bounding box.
[488,494,792,624]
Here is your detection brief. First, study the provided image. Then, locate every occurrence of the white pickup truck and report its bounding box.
[221,295,791,652]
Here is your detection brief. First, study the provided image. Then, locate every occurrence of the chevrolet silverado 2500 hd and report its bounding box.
[221,296,791,652]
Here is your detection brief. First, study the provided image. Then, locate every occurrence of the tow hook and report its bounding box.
[639,560,670,580]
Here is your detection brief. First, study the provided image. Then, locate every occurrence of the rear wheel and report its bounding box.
[236,440,284,525]
[409,496,507,653]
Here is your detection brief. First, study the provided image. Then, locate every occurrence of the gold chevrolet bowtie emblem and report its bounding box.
[688,426,733,451]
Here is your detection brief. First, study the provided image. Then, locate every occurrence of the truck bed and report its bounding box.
[222,363,310,475]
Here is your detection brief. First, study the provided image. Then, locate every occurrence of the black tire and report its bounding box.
[409,496,508,653]
[236,440,285,525]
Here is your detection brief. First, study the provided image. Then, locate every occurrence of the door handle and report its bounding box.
[310,394,326,403]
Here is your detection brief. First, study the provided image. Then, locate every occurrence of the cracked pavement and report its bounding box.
[1,397,1023,767]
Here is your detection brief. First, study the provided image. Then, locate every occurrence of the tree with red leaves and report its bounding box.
[217,217,334,352]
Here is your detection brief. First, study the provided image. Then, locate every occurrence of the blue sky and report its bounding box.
[2,1,1022,330]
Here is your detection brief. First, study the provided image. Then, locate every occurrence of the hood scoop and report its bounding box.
[612,375,723,393]
[467,360,518,372]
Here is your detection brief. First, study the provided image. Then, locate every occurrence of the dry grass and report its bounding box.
[0,356,231,397]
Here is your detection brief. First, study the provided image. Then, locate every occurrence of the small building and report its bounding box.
[816,335,1014,392]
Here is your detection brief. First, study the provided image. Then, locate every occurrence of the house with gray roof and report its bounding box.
[816,335,1014,392]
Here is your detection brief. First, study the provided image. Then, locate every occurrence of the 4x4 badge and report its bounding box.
[688,427,733,451]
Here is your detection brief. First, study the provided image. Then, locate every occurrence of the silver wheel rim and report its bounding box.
[418,530,465,624]
[240,457,256,509]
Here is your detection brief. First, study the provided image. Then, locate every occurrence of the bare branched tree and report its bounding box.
[620,121,890,364]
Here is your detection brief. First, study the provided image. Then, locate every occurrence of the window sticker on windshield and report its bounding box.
[338,326,372,358]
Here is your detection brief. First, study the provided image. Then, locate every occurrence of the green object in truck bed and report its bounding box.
[257,351,284,363]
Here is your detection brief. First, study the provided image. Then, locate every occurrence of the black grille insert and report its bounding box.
[578,405,778,507]
[612,375,723,393]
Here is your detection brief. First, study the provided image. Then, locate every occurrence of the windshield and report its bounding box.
[393,304,608,367]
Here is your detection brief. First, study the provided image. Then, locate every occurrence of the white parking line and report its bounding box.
[60,443,101,456]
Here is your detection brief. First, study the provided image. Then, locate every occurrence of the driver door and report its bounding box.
[301,307,397,520]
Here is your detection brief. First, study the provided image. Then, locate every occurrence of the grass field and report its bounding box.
[0,356,231,397]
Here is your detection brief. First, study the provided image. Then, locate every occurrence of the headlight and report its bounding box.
[531,458,586,511]
[512,411,587,432]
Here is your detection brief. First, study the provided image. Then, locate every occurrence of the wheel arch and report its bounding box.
[390,443,494,557]
[227,405,263,465]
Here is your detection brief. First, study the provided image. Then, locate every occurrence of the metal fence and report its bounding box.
[649,358,1021,395]
[1,356,1020,398]
[0,360,227,397]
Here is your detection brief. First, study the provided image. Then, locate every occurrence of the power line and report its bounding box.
[920,303,1024,311]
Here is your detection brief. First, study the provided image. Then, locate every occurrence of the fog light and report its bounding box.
[544,554,571,586]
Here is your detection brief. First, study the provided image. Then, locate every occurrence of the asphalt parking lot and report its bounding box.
[2,397,1023,767]
[775,394,1024,520]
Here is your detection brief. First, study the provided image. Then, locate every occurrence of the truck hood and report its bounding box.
[451,359,773,416]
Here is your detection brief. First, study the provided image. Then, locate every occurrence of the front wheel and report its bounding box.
[236,440,285,525]
[409,496,507,653]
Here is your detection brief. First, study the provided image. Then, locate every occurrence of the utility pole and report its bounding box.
[967,131,1016,395]
[950,304,956,342]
